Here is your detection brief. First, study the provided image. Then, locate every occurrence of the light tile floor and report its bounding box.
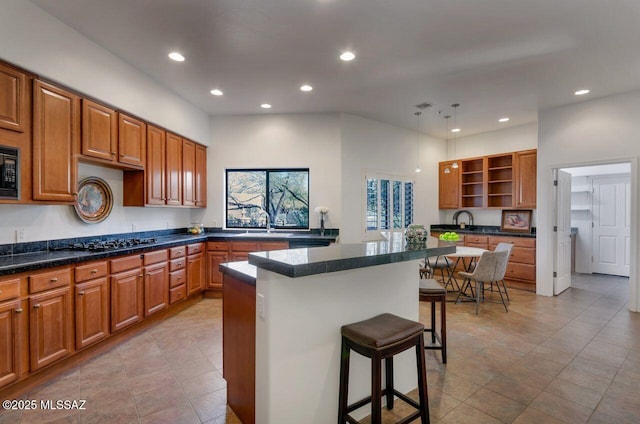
[1,273,639,423]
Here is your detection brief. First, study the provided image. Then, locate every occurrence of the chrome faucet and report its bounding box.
[264,210,272,233]
[452,210,474,227]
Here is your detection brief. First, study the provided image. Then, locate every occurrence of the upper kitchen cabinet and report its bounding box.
[165,132,182,206]
[0,62,27,133]
[81,99,117,162]
[515,149,537,208]
[118,113,145,168]
[32,80,79,203]
[439,161,460,209]
[144,124,166,206]
[460,157,485,208]
[195,144,207,207]
[182,139,196,207]
[487,153,514,208]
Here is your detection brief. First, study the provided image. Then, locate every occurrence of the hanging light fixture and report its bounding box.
[443,114,452,174]
[451,103,460,169]
[414,111,422,173]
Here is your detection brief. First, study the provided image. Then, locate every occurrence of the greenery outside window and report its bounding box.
[364,172,414,238]
[226,168,309,229]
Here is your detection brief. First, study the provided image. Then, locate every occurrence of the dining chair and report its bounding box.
[492,242,514,300]
[420,256,457,291]
[456,250,510,314]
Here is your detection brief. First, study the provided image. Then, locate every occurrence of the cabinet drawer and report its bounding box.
[229,242,259,252]
[170,258,186,272]
[488,236,535,248]
[169,284,186,304]
[75,261,108,282]
[169,269,186,288]
[187,243,204,255]
[465,242,487,249]
[208,241,228,251]
[505,263,535,282]
[0,278,20,301]
[169,246,186,258]
[465,235,488,244]
[29,269,71,294]
[143,249,168,266]
[110,255,142,274]
[508,246,535,265]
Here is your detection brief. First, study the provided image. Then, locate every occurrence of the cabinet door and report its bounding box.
[195,144,207,207]
[118,113,145,168]
[110,268,144,333]
[439,161,460,209]
[515,150,537,208]
[0,300,22,388]
[33,80,79,202]
[187,253,204,296]
[182,139,196,206]
[75,278,109,350]
[144,262,168,317]
[0,62,27,133]
[146,125,166,205]
[29,286,73,371]
[166,133,183,205]
[207,251,229,290]
[81,99,117,162]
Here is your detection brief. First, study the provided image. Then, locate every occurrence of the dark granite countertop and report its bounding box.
[430,225,536,238]
[206,231,337,245]
[218,261,257,285]
[246,235,455,278]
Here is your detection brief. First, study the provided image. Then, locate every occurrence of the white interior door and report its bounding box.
[592,176,631,276]
[554,170,572,294]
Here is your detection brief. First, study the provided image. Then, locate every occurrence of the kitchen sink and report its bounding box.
[233,232,293,237]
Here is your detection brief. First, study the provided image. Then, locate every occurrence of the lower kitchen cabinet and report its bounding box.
[144,262,169,316]
[207,250,229,290]
[110,268,144,333]
[0,300,23,388]
[75,278,109,350]
[187,253,205,296]
[29,286,73,371]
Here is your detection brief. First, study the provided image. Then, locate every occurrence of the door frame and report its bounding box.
[539,157,638,312]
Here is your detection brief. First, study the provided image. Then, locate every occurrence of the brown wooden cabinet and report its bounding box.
[75,278,109,350]
[460,157,485,208]
[182,139,196,206]
[187,243,205,296]
[144,124,167,205]
[32,80,79,203]
[118,113,146,168]
[0,299,23,388]
[143,250,169,316]
[439,161,460,209]
[166,132,183,206]
[169,246,187,304]
[515,149,537,208]
[110,255,143,333]
[195,144,207,207]
[29,286,73,371]
[487,153,514,208]
[0,62,27,133]
[207,242,230,291]
[81,99,118,163]
[488,235,536,289]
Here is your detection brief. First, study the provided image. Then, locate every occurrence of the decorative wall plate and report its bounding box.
[74,177,113,224]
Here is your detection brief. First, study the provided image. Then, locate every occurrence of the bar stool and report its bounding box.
[419,279,447,363]
[338,313,430,424]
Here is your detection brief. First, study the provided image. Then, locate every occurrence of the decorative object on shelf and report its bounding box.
[500,209,532,233]
[404,223,428,245]
[314,206,329,236]
[74,177,113,224]
[414,111,422,173]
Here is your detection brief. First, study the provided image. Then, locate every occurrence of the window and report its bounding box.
[365,172,414,237]
[226,169,309,229]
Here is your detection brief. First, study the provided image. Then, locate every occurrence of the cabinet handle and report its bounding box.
[15,308,22,314]
[111,152,116,156]
[78,291,85,296]
[50,277,58,282]
[91,269,98,274]
[33,304,40,309]
[120,154,125,157]
[138,274,143,278]
[0,289,2,294]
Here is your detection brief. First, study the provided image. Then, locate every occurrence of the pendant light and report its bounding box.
[451,103,460,169]
[443,114,452,174]
[414,111,422,173]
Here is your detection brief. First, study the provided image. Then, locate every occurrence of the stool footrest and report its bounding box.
[344,389,423,423]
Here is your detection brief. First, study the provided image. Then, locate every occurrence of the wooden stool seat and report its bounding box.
[419,279,447,363]
[338,313,431,424]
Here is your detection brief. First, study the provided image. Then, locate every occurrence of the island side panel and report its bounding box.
[222,273,256,424]
[255,260,421,424]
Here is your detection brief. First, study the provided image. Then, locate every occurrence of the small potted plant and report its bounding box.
[314,206,329,236]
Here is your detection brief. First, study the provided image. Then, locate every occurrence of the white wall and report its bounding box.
[441,123,538,226]
[0,0,209,244]
[538,89,640,311]
[340,114,445,243]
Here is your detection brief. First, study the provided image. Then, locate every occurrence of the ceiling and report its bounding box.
[31,0,640,138]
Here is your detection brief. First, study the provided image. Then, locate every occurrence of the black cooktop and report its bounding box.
[52,237,158,252]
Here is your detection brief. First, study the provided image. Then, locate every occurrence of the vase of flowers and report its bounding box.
[314,206,329,236]
[404,224,428,246]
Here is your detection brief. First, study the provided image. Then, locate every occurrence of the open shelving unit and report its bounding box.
[487,153,513,208]
[460,158,485,208]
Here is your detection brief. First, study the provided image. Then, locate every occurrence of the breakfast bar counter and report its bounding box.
[219,235,454,424]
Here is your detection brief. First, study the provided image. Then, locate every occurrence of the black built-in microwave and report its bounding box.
[0,145,19,199]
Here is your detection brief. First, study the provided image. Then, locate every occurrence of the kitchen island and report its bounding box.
[219,235,454,424]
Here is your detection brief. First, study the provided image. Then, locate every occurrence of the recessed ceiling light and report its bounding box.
[261,103,272,109]
[451,128,461,133]
[300,85,313,92]
[574,89,590,96]
[498,117,510,123]
[210,89,223,96]
[340,51,356,62]
[168,52,185,62]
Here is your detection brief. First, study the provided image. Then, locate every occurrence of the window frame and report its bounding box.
[362,170,415,240]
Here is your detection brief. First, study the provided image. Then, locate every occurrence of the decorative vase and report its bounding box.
[320,214,325,236]
[404,224,428,245]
